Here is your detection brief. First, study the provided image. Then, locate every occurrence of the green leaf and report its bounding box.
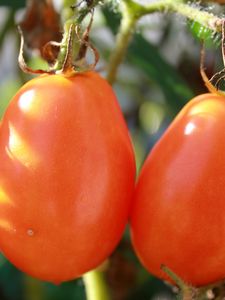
[128,34,194,113]
[0,0,25,9]
[102,6,120,35]
[0,260,24,300]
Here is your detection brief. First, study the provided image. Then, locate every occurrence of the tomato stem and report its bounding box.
[161,265,225,300]
[54,0,102,74]
[106,0,223,84]
[83,269,111,300]
[62,0,79,22]
[106,1,137,84]
[161,265,198,300]
[122,0,222,33]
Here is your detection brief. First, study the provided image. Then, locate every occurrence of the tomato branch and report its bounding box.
[83,269,111,300]
[106,0,223,84]
[106,2,137,84]
[133,0,222,32]
[54,0,103,72]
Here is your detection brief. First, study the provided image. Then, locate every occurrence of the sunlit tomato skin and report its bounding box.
[0,71,136,284]
[131,93,225,287]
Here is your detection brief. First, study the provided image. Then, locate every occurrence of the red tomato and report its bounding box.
[0,71,136,284]
[131,93,225,287]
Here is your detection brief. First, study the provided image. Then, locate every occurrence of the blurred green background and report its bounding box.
[0,0,223,299]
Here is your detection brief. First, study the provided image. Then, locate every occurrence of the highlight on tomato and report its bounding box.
[0,71,136,284]
[130,93,225,287]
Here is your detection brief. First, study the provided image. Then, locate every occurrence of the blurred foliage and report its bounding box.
[0,1,26,8]
[0,0,223,299]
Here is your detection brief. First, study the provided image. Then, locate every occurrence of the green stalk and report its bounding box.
[54,0,103,72]
[83,270,111,300]
[106,0,222,84]
[106,2,137,84]
[133,0,221,32]
[63,0,78,21]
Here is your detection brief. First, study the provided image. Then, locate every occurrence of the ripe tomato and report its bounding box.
[131,93,225,287]
[0,71,136,283]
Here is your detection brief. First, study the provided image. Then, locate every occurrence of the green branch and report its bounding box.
[83,269,111,300]
[133,0,222,32]
[55,0,103,72]
[107,2,137,84]
[106,0,223,84]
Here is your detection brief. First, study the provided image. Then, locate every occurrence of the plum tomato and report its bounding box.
[131,93,225,287]
[0,71,136,284]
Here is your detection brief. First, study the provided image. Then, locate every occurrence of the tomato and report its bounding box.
[0,71,136,284]
[131,93,225,287]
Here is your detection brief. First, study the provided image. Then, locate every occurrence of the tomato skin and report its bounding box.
[131,93,225,287]
[0,72,136,283]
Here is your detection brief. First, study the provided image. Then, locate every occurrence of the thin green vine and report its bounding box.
[124,0,222,31]
[54,0,103,72]
[106,0,223,84]
[107,1,137,84]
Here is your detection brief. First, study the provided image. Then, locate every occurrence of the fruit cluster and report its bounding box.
[0,70,225,289]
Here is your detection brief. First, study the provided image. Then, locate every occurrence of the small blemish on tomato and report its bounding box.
[27,229,34,236]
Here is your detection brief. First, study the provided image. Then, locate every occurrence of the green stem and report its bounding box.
[54,0,103,72]
[83,270,111,300]
[161,265,198,300]
[106,0,222,84]
[106,2,137,84]
[133,0,222,32]
[63,0,78,21]
[53,19,75,71]
[161,265,225,300]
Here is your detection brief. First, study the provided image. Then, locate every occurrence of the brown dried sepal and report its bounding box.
[18,2,99,76]
[73,11,99,71]
[18,26,54,75]
[19,0,62,64]
[42,41,61,66]
[200,19,225,95]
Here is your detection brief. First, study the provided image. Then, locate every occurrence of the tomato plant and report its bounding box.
[0,71,136,284]
[131,93,225,287]
[2,0,225,298]
[188,21,220,48]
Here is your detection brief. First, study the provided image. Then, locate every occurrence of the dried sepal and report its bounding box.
[42,41,61,66]
[58,10,99,75]
[73,11,99,71]
[19,0,62,62]
[18,2,99,76]
[18,26,54,75]
[200,20,225,96]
